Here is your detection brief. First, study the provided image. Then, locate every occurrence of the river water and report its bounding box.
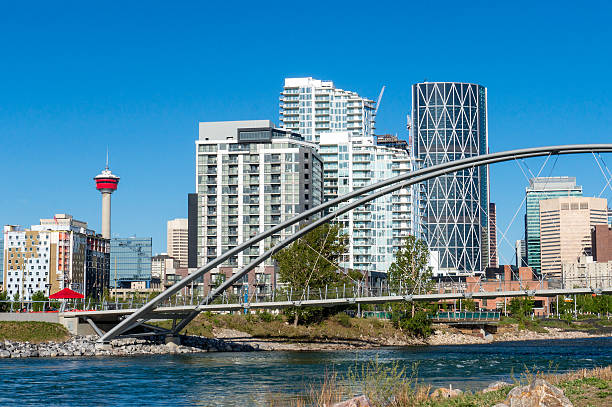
[1,337,610,406]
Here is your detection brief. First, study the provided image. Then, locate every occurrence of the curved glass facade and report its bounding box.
[412,82,489,273]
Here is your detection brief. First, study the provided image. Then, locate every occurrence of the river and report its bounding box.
[1,337,610,406]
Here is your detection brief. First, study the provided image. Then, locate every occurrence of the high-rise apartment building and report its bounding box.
[319,132,417,274]
[412,82,489,274]
[195,120,322,296]
[539,197,608,277]
[110,237,152,288]
[3,214,110,300]
[279,77,376,143]
[525,177,582,275]
[167,218,188,268]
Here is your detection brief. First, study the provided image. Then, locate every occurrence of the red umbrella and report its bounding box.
[49,288,84,299]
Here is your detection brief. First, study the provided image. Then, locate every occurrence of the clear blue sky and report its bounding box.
[1,1,611,263]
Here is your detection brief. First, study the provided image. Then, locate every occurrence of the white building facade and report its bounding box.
[319,132,417,274]
[279,77,376,143]
[195,120,322,296]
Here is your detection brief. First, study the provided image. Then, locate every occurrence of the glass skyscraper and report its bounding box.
[110,237,152,288]
[524,177,582,275]
[412,82,489,274]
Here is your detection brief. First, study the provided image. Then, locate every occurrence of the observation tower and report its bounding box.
[94,161,120,239]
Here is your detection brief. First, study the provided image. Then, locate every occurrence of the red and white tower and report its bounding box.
[94,160,120,239]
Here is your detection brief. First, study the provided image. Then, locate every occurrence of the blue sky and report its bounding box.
[1,1,611,262]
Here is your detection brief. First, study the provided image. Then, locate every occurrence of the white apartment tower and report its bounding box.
[195,120,322,296]
[319,132,418,274]
[279,77,376,143]
[167,218,188,268]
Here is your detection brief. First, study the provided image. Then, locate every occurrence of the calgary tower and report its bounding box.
[94,156,120,239]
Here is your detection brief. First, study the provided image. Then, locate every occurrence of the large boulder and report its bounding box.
[483,381,512,393]
[497,379,572,407]
[332,395,371,407]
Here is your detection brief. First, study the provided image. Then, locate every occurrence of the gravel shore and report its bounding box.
[0,335,257,358]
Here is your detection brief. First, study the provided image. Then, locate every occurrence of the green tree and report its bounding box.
[11,292,20,312]
[31,290,47,312]
[509,296,534,319]
[463,298,476,312]
[0,291,9,312]
[388,236,434,316]
[273,223,349,325]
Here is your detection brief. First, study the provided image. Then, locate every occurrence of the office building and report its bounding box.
[591,224,612,262]
[412,82,489,274]
[3,214,110,300]
[167,218,188,268]
[319,132,417,274]
[279,77,376,143]
[488,203,498,267]
[0,236,3,284]
[110,237,152,288]
[515,239,527,267]
[195,120,322,296]
[539,197,608,277]
[525,177,583,274]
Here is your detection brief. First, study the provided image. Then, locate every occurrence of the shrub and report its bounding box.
[258,311,274,323]
[334,313,352,328]
[399,311,433,338]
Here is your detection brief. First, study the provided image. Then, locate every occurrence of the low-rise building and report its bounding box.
[562,256,612,289]
[3,214,110,300]
[464,266,550,316]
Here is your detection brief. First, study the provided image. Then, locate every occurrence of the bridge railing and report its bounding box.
[431,311,501,321]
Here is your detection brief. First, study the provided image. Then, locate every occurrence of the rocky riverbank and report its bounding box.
[0,334,257,358]
[212,325,611,351]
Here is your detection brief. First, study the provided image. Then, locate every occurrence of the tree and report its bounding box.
[11,292,20,312]
[509,297,534,319]
[273,223,349,325]
[31,291,47,312]
[0,291,9,312]
[388,236,434,316]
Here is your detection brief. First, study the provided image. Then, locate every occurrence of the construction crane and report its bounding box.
[374,85,385,116]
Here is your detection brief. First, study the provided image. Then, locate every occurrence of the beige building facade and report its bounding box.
[167,218,188,268]
[539,197,608,277]
[562,256,612,289]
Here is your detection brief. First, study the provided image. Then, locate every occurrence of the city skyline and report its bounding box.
[2,2,612,262]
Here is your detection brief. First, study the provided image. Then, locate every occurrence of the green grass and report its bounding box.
[157,312,412,345]
[287,365,612,407]
[0,321,70,343]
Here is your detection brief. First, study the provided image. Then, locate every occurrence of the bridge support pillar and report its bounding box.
[165,335,181,345]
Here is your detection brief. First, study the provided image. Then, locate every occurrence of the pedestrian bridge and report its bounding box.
[94,144,612,342]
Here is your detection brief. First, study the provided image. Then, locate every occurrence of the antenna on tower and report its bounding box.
[106,147,109,170]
